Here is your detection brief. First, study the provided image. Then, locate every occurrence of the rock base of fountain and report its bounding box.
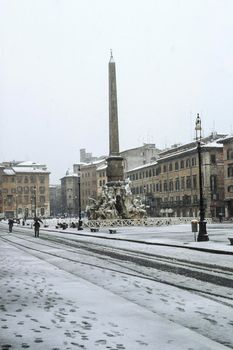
[86,180,147,220]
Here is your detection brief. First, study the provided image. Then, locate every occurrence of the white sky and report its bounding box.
[1,0,233,183]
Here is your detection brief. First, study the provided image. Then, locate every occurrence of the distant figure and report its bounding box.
[8,218,14,233]
[33,218,43,237]
[219,213,223,223]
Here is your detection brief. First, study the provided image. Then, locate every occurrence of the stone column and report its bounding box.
[106,52,124,184]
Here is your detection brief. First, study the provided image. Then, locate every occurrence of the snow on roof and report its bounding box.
[127,140,223,173]
[80,158,106,168]
[203,141,223,148]
[12,167,50,173]
[3,169,15,175]
[217,134,233,144]
[91,158,107,165]
[66,173,78,177]
[96,163,107,171]
[121,143,158,154]
[17,161,46,167]
[127,161,158,173]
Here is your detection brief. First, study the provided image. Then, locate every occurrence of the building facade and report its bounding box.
[79,148,106,164]
[96,162,108,197]
[80,160,106,211]
[60,170,79,217]
[219,135,233,218]
[127,134,225,219]
[121,143,160,173]
[0,161,50,219]
[49,184,62,217]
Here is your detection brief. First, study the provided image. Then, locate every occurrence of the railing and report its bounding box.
[84,217,212,229]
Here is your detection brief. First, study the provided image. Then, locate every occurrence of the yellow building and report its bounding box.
[0,161,50,219]
[80,159,107,211]
[219,135,233,218]
[127,134,225,219]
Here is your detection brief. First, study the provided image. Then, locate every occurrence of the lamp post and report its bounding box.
[77,165,83,230]
[0,191,3,218]
[34,186,37,218]
[31,197,33,218]
[195,113,209,241]
[15,194,18,219]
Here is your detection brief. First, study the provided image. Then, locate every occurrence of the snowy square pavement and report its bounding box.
[0,239,230,350]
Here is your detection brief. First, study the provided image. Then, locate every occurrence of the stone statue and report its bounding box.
[86,179,147,220]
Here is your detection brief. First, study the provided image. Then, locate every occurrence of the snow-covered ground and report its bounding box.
[1,222,233,349]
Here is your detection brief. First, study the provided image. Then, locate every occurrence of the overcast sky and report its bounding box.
[1,0,233,183]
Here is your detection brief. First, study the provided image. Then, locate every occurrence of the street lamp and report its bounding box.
[15,194,18,219]
[195,113,209,241]
[77,165,83,230]
[34,186,37,218]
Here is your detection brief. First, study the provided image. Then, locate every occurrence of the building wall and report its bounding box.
[222,137,233,218]
[60,175,79,217]
[0,169,50,218]
[127,145,224,219]
[121,143,160,172]
[96,166,107,197]
[80,163,98,211]
[49,185,62,217]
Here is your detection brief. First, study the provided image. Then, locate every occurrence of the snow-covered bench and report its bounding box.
[90,228,99,232]
[109,229,117,234]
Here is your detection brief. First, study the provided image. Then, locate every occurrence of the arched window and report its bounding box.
[228,185,233,193]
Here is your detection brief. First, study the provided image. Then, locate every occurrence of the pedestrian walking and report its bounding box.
[8,218,14,233]
[33,218,43,237]
[219,213,223,223]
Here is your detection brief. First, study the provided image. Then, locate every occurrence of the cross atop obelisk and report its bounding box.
[109,50,120,156]
[106,51,124,183]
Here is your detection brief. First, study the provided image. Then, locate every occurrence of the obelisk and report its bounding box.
[106,51,124,184]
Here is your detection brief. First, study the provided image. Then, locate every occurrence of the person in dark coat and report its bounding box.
[8,218,14,233]
[33,218,43,237]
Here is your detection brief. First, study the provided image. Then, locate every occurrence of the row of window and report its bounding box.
[150,195,199,205]
[81,180,97,187]
[131,175,199,194]
[20,207,45,216]
[129,155,218,181]
[81,172,96,178]
[3,195,46,205]
[3,175,46,183]
[1,187,45,195]
[98,172,106,178]
[99,180,106,186]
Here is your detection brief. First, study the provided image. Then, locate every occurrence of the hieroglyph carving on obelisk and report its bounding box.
[107,51,124,183]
